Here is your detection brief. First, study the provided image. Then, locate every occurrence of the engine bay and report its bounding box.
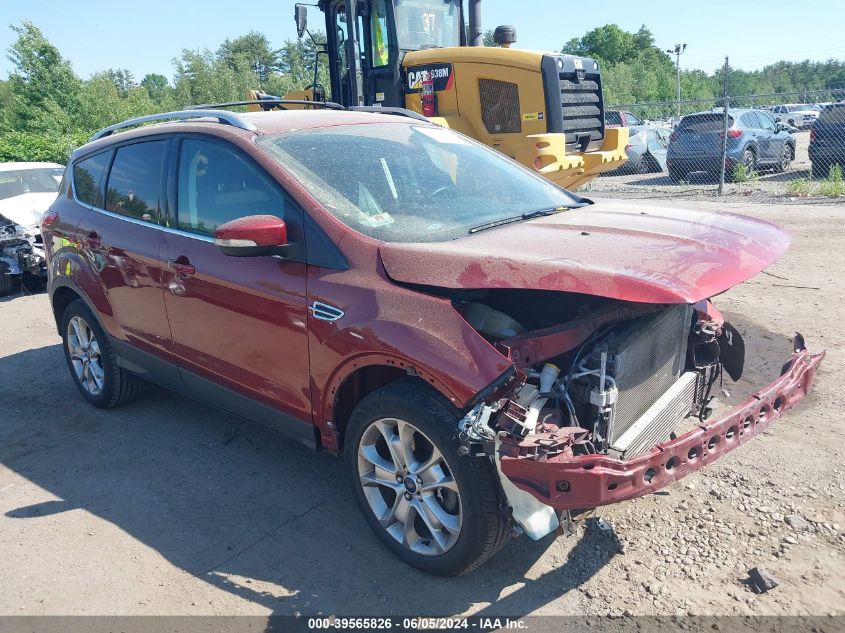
[453,290,745,462]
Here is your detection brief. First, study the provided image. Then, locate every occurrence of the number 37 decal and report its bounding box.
[422,12,436,31]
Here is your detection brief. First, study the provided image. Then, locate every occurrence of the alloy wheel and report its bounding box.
[66,316,105,396]
[357,417,462,556]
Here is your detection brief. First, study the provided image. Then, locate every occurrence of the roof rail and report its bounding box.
[90,110,258,141]
[186,99,345,111]
[348,106,430,123]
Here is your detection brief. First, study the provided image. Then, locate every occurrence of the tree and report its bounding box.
[140,73,171,105]
[269,32,329,96]
[173,48,260,106]
[217,31,282,84]
[6,21,81,130]
[102,68,136,97]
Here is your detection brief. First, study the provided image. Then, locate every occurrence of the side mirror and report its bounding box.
[214,215,293,258]
[295,4,308,39]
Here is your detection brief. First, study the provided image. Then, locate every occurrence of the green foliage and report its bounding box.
[786,177,812,197]
[0,130,88,163]
[6,21,82,132]
[217,31,282,84]
[819,164,845,197]
[731,162,759,183]
[1,20,329,165]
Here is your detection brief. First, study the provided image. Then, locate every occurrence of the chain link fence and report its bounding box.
[583,88,845,204]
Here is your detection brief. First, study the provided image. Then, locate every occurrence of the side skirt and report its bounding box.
[112,338,318,450]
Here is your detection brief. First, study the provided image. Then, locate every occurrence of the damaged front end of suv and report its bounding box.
[379,202,825,541]
[0,219,47,296]
[455,293,822,538]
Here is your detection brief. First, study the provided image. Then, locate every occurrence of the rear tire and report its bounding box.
[774,144,793,173]
[345,378,510,576]
[730,149,756,181]
[60,299,142,408]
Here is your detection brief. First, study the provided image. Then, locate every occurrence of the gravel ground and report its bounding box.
[584,131,845,206]
[0,198,843,617]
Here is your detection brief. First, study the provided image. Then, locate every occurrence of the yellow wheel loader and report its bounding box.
[254,0,627,189]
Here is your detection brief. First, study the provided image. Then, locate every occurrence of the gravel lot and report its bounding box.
[0,198,843,617]
[585,131,845,205]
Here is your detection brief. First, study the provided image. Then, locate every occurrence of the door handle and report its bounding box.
[167,257,196,277]
[82,231,102,249]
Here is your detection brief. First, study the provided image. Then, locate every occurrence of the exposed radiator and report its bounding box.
[602,304,693,446]
[610,371,699,458]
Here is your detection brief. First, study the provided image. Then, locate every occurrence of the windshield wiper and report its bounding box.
[468,204,588,234]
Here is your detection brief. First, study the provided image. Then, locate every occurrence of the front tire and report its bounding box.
[60,299,142,408]
[345,379,510,576]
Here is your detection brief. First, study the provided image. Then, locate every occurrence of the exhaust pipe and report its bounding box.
[468,0,482,46]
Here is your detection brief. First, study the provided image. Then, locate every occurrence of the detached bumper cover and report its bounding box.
[500,347,824,510]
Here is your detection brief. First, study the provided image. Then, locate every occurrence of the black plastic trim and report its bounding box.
[111,337,318,450]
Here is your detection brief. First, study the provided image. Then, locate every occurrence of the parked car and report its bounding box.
[44,107,823,576]
[609,127,669,174]
[667,109,795,181]
[771,104,819,129]
[809,102,845,179]
[605,110,644,128]
[0,161,62,295]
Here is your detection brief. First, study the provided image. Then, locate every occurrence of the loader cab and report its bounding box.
[312,0,463,107]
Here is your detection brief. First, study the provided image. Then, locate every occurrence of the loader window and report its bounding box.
[395,0,461,51]
[258,123,581,243]
[370,0,389,67]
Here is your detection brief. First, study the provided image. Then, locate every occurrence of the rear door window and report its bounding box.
[105,141,166,224]
[757,111,777,131]
[605,111,622,126]
[176,138,288,236]
[73,152,110,206]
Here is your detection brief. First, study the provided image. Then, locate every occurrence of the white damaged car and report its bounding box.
[0,162,63,295]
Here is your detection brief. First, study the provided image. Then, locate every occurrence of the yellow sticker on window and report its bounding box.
[522,112,545,122]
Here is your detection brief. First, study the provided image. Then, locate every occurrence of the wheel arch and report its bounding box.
[51,281,100,335]
[320,355,467,453]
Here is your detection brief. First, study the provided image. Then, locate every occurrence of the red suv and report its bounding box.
[43,106,824,576]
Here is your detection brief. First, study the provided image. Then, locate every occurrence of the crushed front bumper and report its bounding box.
[499,346,824,510]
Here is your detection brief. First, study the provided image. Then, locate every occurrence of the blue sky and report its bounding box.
[1,0,844,80]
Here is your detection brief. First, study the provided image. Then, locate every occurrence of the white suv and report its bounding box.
[771,104,819,129]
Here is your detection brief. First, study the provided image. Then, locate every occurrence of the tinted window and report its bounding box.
[626,112,642,126]
[740,112,761,128]
[679,113,733,133]
[605,111,622,126]
[73,153,110,206]
[105,142,165,223]
[757,111,776,131]
[177,139,287,236]
[819,104,845,125]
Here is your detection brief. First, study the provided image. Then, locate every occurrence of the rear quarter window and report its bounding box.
[73,152,110,206]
